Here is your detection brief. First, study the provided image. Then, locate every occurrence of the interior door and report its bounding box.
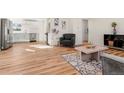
[82,20,88,42]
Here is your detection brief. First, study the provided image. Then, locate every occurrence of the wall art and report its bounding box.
[54,18,59,26]
[62,21,66,29]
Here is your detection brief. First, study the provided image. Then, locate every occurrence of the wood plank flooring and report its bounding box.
[104,48,124,57]
[0,43,80,75]
[0,42,124,75]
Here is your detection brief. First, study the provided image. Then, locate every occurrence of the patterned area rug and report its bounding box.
[62,53,103,75]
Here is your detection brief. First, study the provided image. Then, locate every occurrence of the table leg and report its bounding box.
[90,52,98,62]
[79,51,104,62]
[97,51,103,62]
[97,51,100,62]
[80,52,82,60]
[80,52,91,62]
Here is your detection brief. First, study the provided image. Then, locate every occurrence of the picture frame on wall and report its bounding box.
[52,28,59,34]
[52,28,56,33]
[54,18,59,26]
[62,21,66,29]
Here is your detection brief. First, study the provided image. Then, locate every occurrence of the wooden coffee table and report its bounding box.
[75,45,108,62]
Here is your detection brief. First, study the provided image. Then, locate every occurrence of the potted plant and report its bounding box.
[111,22,117,35]
[107,36,113,47]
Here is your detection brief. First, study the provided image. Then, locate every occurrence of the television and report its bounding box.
[104,34,124,49]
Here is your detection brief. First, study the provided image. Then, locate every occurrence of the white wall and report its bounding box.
[11,18,86,45]
[48,18,86,46]
[88,18,124,46]
[48,18,71,45]
[69,18,86,45]
[36,19,47,42]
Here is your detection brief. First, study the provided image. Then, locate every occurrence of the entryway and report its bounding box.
[82,19,88,44]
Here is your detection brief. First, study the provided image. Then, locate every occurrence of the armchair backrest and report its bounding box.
[63,33,75,40]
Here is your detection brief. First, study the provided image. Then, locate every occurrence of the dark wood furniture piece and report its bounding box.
[104,34,124,50]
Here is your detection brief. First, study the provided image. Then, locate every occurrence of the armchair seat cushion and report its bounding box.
[61,40,73,44]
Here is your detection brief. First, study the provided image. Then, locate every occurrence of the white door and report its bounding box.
[82,20,88,42]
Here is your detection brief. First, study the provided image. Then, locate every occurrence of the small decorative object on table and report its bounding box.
[111,22,117,35]
[75,45,108,62]
[86,45,96,49]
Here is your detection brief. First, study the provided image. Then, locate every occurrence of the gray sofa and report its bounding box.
[101,53,124,75]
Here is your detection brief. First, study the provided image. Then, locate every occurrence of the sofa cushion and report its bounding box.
[62,40,71,43]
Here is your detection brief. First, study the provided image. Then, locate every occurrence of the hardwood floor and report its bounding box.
[0,43,80,75]
[104,48,124,57]
[0,42,123,75]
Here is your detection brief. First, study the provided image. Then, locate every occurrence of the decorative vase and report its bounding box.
[113,27,117,35]
[111,22,117,35]
[108,40,114,47]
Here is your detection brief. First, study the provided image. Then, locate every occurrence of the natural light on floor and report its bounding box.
[25,49,36,52]
[30,44,53,49]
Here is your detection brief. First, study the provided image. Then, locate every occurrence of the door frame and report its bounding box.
[82,19,88,43]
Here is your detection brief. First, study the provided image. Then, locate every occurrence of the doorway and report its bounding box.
[46,19,51,45]
[82,19,88,43]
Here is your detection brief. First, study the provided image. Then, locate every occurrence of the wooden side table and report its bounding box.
[75,45,108,62]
